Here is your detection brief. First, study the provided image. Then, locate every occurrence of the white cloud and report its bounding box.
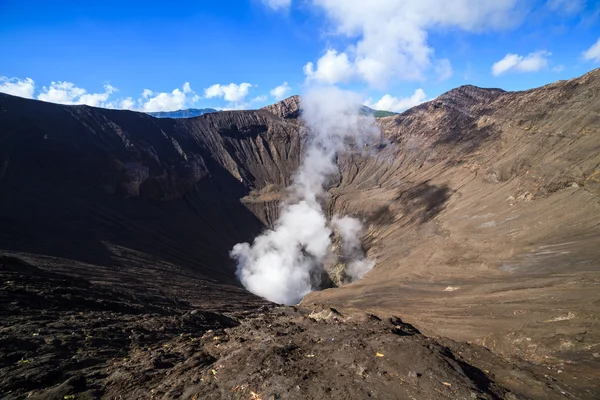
[0,77,201,112]
[115,82,200,112]
[301,0,524,87]
[582,37,600,63]
[304,49,355,84]
[365,89,427,112]
[140,82,196,112]
[552,65,565,72]
[252,95,268,103]
[0,77,35,99]
[142,89,153,99]
[491,51,551,76]
[204,82,253,103]
[215,95,268,111]
[270,82,291,100]
[37,81,116,106]
[119,97,136,110]
[262,0,291,11]
[435,59,453,81]
[79,84,116,106]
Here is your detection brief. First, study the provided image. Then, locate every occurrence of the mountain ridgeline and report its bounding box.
[145,105,396,120]
[146,107,218,118]
[1,70,599,399]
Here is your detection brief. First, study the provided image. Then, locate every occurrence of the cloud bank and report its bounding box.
[0,77,263,112]
[0,77,35,99]
[35,81,117,107]
[300,0,524,87]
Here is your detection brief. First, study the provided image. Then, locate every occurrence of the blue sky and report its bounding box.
[1,0,599,112]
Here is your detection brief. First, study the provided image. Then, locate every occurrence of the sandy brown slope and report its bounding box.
[302,70,600,395]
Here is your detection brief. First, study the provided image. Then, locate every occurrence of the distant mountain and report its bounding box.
[359,105,398,118]
[262,96,397,119]
[147,108,218,118]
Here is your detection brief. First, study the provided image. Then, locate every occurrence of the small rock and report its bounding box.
[366,313,381,321]
[443,286,460,292]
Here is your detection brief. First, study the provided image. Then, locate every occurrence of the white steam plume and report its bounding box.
[231,86,380,305]
[330,216,375,282]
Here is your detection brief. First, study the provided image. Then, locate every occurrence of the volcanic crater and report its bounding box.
[1,70,600,399]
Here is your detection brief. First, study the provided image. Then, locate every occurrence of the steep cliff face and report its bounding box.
[0,95,304,307]
[1,70,600,397]
[0,97,304,200]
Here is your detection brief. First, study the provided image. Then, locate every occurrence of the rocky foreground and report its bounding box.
[1,256,581,399]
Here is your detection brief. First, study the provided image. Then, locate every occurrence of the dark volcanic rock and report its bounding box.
[0,95,304,300]
[0,256,571,400]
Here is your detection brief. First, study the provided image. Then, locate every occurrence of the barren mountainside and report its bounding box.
[1,69,600,399]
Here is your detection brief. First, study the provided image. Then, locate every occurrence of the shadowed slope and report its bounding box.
[0,94,303,307]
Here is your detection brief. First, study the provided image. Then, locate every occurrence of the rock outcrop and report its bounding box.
[262,94,301,119]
